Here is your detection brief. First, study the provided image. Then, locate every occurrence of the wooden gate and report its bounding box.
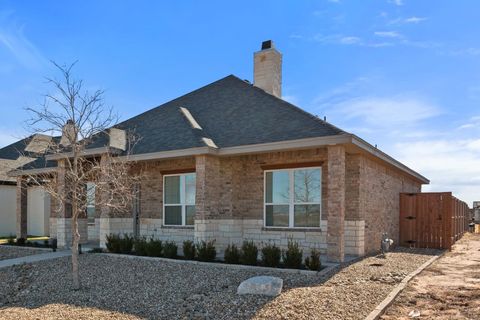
[400,192,469,250]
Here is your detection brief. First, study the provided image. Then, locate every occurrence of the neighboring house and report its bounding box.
[0,135,52,237]
[10,41,429,262]
[473,201,480,223]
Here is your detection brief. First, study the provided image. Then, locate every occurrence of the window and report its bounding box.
[264,167,321,228]
[163,173,196,226]
[86,182,96,224]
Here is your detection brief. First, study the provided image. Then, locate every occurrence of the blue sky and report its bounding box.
[0,0,479,204]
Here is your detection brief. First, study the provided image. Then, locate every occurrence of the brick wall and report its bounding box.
[359,156,421,253]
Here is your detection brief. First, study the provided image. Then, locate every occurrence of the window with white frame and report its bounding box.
[86,182,96,225]
[264,167,321,228]
[163,173,196,226]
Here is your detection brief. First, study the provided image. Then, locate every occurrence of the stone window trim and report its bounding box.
[160,225,194,230]
[263,166,322,229]
[163,173,196,227]
[261,227,323,232]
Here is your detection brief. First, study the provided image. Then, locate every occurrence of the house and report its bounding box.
[0,135,52,237]
[10,41,428,262]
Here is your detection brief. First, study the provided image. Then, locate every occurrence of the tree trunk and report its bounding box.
[71,210,80,290]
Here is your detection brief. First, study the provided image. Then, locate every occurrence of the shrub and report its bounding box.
[261,243,281,267]
[224,244,240,264]
[43,239,49,247]
[145,238,163,257]
[183,240,196,260]
[118,234,134,254]
[240,241,258,266]
[305,248,322,271]
[163,241,178,259]
[134,237,149,256]
[7,237,15,245]
[16,238,26,246]
[282,238,303,269]
[89,247,104,253]
[105,234,133,254]
[197,240,216,262]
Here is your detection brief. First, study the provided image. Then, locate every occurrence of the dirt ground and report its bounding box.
[381,233,480,319]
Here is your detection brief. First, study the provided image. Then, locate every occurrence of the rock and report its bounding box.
[237,276,283,297]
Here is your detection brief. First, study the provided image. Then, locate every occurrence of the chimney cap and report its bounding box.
[261,40,274,50]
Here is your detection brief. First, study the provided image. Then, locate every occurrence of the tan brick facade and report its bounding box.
[36,145,422,257]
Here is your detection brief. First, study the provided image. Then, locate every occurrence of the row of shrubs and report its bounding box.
[5,237,56,249]
[105,234,322,271]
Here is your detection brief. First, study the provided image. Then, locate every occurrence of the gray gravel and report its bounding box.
[0,248,441,320]
[0,246,47,261]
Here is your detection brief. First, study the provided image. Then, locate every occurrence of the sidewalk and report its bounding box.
[0,250,71,269]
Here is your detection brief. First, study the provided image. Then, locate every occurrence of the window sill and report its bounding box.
[261,227,322,232]
[161,225,194,230]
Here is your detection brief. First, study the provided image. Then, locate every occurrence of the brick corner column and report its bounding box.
[327,145,346,262]
[194,155,220,243]
[16,176,28,239]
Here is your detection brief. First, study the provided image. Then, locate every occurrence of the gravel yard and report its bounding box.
[0,248,440,320]
[0,246,48,261]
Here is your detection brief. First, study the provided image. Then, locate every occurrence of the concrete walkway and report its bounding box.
[0,250,71,269]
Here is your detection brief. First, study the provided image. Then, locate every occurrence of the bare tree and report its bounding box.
[23,62,140,290]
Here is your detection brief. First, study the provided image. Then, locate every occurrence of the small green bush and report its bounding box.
[89,247,104,253]
[183,240,196,260]
[118,234,134,254]
[282,238,303,269]
[240,241,258,266]
[7,237,15,245]
[134,237,149,256]
[106,234,133,254]
[163,241,178,259]
[305,248,322,271]
[196,240,216,262]
[16,238,26,246]
[145,238,163,257]
[224,244,240,264]
[261,243,281,267]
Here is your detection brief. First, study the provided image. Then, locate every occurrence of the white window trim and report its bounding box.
[163,173,195,227]
[263,166,322,229]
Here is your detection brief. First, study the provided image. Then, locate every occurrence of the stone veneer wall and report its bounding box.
[56,218,88,247]
[359,156,421,253]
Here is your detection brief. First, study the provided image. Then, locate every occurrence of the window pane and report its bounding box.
[186,205,195,225]
[265,171,290,204]
[87,207,95,223]
[294,169,321,203]
[165,206,182,225]
[265,205,289,227]
[185,174,196,205]
[165,176,181,204]
[294,204,320,227]
[86,182,95,206]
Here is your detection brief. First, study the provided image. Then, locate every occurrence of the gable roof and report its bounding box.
[88,75,344,155]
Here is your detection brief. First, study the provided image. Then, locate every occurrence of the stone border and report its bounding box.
[101,252,338,276]
[0,245,53,252]
[365,251,445,320]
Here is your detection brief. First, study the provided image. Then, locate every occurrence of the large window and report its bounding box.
[264,167,321,228]
[163,173,196,226]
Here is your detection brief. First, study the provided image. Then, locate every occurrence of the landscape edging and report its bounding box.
[364,251,446,320]
[101,252,337,276]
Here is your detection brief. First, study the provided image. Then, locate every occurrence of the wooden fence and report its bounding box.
[399,192,470,250]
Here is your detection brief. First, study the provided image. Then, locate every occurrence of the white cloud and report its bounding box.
[339,36,362,45]
[389,16,428,25]
[388,0,404,6]
[458,115,480,130]
[394,139,480,205]
[327,96,441,128]
[0,10,46,69]
[374,31,403,38]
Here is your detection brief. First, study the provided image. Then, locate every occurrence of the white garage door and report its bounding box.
[27,186,50,236]
[0,185,17,236]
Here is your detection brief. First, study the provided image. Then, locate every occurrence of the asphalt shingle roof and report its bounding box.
[92,75,345,155]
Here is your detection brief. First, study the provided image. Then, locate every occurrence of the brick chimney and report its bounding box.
[254,40,282,98]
